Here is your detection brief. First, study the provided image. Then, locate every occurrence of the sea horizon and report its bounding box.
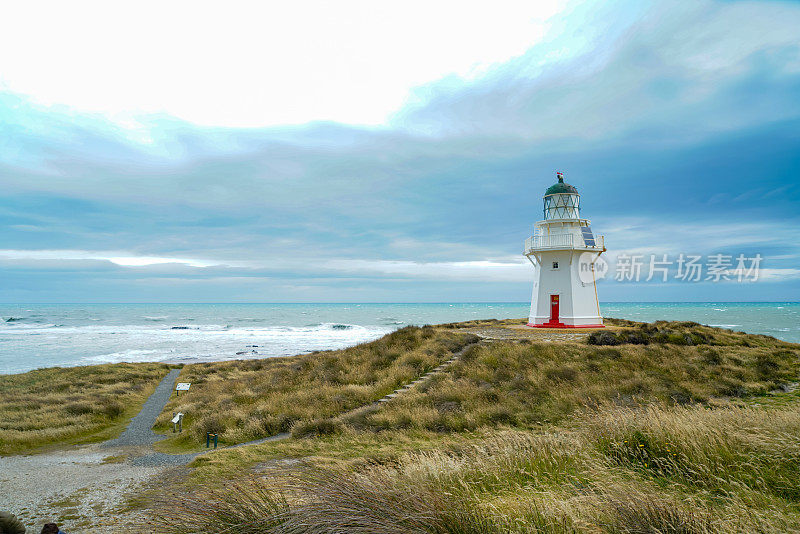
[2,300,796,304]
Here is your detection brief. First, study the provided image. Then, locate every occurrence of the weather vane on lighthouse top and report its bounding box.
[523,171,606,328]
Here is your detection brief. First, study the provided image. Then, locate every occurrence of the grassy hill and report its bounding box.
[0,362,171,454]
[153,327,479,451]
[152,319,800,533]
[3,319,798,531]
[340,320,797,434]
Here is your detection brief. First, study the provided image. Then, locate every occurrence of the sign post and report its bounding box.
[176,382,191,396]
[171,412,184,433]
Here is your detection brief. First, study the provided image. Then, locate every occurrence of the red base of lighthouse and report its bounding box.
[528,322,605,329]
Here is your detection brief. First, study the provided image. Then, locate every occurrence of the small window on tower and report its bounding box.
[552,261,559,269]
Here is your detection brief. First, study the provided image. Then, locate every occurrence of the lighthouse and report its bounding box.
[524,172,605,328]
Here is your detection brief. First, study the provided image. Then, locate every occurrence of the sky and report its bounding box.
[1,0,799,303]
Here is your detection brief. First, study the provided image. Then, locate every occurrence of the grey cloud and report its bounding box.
[392,1,800,143]
[2,0,800,302]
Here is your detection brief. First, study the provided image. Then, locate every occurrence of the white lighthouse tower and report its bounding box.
[524,172,605,328]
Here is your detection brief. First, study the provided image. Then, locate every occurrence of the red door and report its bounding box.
[550,295,559,323]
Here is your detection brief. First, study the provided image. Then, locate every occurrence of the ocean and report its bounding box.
[0,302,797,374]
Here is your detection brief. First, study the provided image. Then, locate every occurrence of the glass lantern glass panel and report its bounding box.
[544,194,580,219]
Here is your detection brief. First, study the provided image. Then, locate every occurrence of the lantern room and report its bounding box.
[543,172,580,220]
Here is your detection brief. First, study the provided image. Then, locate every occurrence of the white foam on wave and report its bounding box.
[0,322,61,330]
[709,324,741,328]
[83,349,163,364]
[33,322,393,367]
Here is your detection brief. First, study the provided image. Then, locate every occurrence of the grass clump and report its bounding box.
[439,317,529,329]
[0,362,171,454]
[586,403,800,501]
[157,478,290,533]
[154,327,479,450]
[587,320,781,347]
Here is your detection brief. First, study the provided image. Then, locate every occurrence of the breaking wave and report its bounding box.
[0,321,393,370]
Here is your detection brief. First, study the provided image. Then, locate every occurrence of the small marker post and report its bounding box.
[172,412,184,433]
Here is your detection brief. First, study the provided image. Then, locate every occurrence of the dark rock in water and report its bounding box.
[246,345,259,347]
[236,351,247,355]
[331,324,352,330]
[171,326,191,330]
[4,317,24,322]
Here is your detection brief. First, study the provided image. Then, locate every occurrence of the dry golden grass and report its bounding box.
[151,321,800,532]
[438,317,529,329]
[353,324,799,433]
[159,401,800,533]
[584,403,800,501]
[588,319,790,347]
[185,426,485,483]
[0,362,171,454]
[154,327,479,450]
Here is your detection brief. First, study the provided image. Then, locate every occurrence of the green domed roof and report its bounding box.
[545,173,579,195]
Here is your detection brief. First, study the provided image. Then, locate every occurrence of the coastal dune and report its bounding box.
[1,318,799,532]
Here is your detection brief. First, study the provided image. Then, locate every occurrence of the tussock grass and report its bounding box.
[157,478,290,533]
[353,326,799,432]
[585,403,800,501]
[160,403,800,533]
[184,426,483,483]
[587,320,785,347]
[154,327,479,449]
[439,317,529,329]
[0,362,170,454]
[156,321,800,532]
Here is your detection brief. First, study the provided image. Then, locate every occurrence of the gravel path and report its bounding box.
[465,325,591,342]
[130,451,199,467]
[228,431,292,449]
[0,445,174,532]
[0,368,193,532]
[103,368,182,448]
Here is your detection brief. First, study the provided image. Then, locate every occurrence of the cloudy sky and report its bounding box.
[1,0,799,303]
